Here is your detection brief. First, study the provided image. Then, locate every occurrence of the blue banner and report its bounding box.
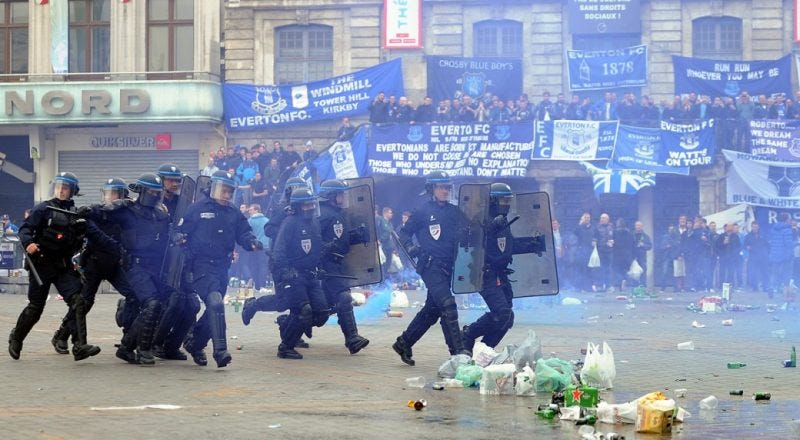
[659,119,717,168]
[567,0,642,34]
[368,123,533,178]
[672,55,792,98]
[610,124,690,174]
[532,120,618,160]
[567,45,647,91]
[749,119,800,161]
[754,207,800,237]
[582,162,655,195]
[223,59,404,131]
[294,129,371,182]
[426,57,523,103]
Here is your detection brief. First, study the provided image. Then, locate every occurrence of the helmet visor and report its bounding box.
[210,180,236,204]
[138,188,164,207]
[53,181,73,200]
[162,177,182,195]
[101,188,123,203]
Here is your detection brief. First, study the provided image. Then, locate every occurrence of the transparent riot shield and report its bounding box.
[194,175,211,203]
[508,191,559,297]
[340,182,383,287]
[452,183,491,294]
[161,175,196,289]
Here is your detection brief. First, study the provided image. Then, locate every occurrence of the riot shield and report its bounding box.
[452,183,491,294]
[340,182,383,287]
[508,192,559,297]
[161,175,196,289]
[194,175,211,203]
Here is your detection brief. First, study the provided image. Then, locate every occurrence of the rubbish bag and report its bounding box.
[597,401,637,424]
[390,290,409,308]
[437,354,472,379]
[472,341,499,367]
[588,245,601,268]
[490,344,517,366]
[627,259,643,280]
[455,364,484,387]
[511,330,543,372]
[514,364,536,396]
[388,253,403,274]
[579,341,616,389]
[534,358,574,392]
[479,364,516,395]
[378,245,386,266]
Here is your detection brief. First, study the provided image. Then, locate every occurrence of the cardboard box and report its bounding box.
[564,385,599,408]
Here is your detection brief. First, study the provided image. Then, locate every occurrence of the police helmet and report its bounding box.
[53,172,80,199]
[423,171,453,194]
[318,179,349,206]
[157,163,183,194]
[130,173,164,208]
[210,170,237,204]
[283,177,308,199]
[289,187,319,218]
[489,182,514,216]
[101,177,128,202]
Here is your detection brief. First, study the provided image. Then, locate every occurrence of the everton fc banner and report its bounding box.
[426,56,523,103]
[566,45,648,91]
[659,119,717,168]
[610,124,690,174]
[672,55,792,98]
[723,150,800,208]
[368,123,533,178]
[749,119,800,161]
[532,120,618,160]
[294,129,371,182]
[223,59,404,131]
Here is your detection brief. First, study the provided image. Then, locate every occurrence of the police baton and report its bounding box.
[18,242,43,286]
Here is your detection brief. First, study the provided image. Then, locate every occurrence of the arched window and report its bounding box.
[0,0,27,75]
[473,20,522,58]
[692,16,742,60]
[275,24,333,85]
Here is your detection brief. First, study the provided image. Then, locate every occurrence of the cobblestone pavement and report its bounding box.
[0,286,798,439]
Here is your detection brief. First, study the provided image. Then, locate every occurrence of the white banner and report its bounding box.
[550,120,601,160]
[723,149,800,208]
[702,204,755,234]
[383,0,421,49]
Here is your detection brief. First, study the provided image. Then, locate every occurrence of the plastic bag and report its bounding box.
[389,290,409,308]
[454,364,483,387]
[479,364,516,395]
[627,259,643,280]
[472,341,499,367]
[514,364,536,396]
[673,258,686,277]
[512,330,543,372]
[378,245,386,265]
[597,401,637,424]
[588,245,601,268]
[534,358,574,392]
[388,253,403,274]
[579,341,616,389]
[437,354,472,379]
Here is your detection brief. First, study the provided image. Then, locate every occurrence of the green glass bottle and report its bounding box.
[727,362,746,369]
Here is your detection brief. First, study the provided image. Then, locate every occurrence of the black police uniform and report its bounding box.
[115,200,171,364]
[272,210,328,357]
[394,199,469,362]
[180,197,258,367]
[10,198,109,360]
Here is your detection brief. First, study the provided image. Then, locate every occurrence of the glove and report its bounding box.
[251,240,263,251]
[491,215,508,231]
[71,218,88,235]
[76,205,92,218]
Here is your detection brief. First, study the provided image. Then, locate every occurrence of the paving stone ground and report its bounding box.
[0,286,798,439]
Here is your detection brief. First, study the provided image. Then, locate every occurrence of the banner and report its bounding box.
[50,0,68,74]
[703,204,754,234]
[294,129,371,182]
[223,59,404,131]
[749,119,800,161]
[368,123,533,178]
[723,149,800,208]
[566,45,648,91]
[567,0,641,34]
[532,120,618,160]
[581,162,654,195]
[610,124,690,174]
[659,119,717,168]
[672,55,792,98]
[426,56,523,103]
[754,207,800,236]
[383,0,421,49]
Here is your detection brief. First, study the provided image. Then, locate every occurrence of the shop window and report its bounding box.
[692,16,742,60]
[473,20,522,58]
[69,0,110,73]
[147,0,194,74]
[275,24,332,85]
[0,0,27,76]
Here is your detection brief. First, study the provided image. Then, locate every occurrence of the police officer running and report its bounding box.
[9,172,103,361]
[180,171,262,368]
[392,171,471,366]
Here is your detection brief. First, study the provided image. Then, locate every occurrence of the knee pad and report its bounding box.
[142,298,162,320]
[336,291,353,310]
[206,291,224,312]
[440,296,458,320]
[493,308,514,330]
[186,293,201,314]
[298,303,313,326]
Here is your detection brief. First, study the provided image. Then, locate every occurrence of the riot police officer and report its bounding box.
[114,173,172,365]
[317,179,369,354]
[157,163,183,220]
[272,187,329,359]
[392,171,470,366]
[462,183,517,350]
[180,171,262,368]
[51,178,137,354]
[9,172,103,361]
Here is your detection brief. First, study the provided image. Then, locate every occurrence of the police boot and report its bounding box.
[277,343,303,360]
[51,324,70,355]
[9,305,44,360]
[392,336,415,366]
[339,309,369,354]
[115,345,138,364]
[153,345,188,361]
[115,297,126,328]
[134,299,162,366]
[441,315,470,357]
[183,332,208,366]
[462,324,476,353]
[208,304,231,368]
[8,329,22,360]
[68,295,101,361]
[241,297,257,326]
[277,314,309,348]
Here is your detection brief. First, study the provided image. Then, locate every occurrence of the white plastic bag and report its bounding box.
[597,401,637,424]
[588,245,601,268]
[378,245,386,265]
[627,259,643,280]
[579,341,616,389]
[437,354,472,379]
[388,253,403,273]
[389,290,409,308]
[472,341,499,367]
[479,364,516,395]
[511,330,543,371]
[514,364,536,396]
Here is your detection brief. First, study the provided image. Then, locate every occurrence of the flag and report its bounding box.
[581,162,655,195]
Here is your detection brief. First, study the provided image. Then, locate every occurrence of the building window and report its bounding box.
[692,16,742,60]
[275,24,333,85]
[69,0,110,73]
[148,0,194,72]
[474,20,522,58]
[0,1,27,75]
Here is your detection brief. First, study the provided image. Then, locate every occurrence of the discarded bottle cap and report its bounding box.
[387,311,403,318]
[729,390,744,396]
[753,393,771,401]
